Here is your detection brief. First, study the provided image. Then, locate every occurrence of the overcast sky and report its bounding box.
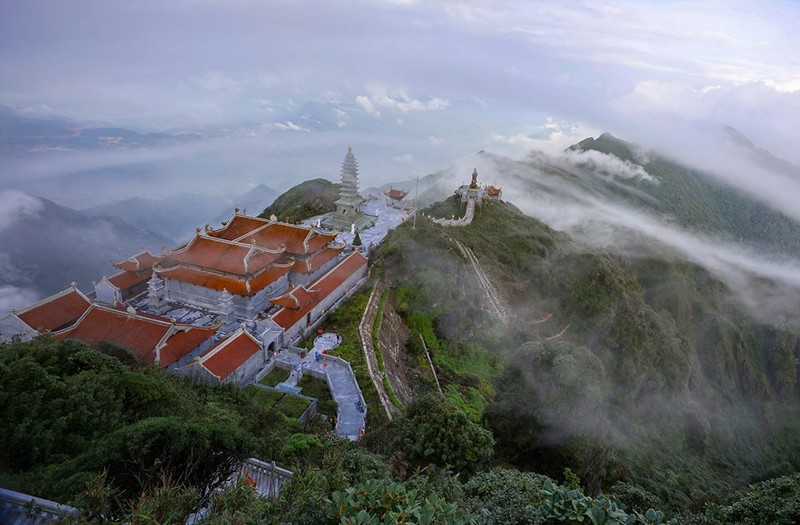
[1,0,799,176]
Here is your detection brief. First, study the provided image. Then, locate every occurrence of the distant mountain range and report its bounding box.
[0,184,277,306]
[0,197,168,301]
[0,104,203,155]
[85,184,277,243]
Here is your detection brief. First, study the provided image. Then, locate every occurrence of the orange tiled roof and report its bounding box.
[164,235,284,275]
[160,325,220,368]
[113,251,162,272]
[237,223,336,255]
[487,185,502,197]
[270,286,317,310]
[55,304,217,366]
[385,187,408,200]
[156,261,293,296]
[271,252,367,329]
[108,270,151,290]
[292,246,344,274]
[16,287,92,332]
[207,215,271,241]
[200,330,262,379]
[56,306,171,363]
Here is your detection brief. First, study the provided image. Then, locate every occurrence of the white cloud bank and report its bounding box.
[356,88,449,118]
[0,191,44,233]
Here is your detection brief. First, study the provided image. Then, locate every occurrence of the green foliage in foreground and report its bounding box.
[0,336,303,518]
[1,334,798,523]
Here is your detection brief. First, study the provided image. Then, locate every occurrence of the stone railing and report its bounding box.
[0,487,79,522]
[233,458,293,499]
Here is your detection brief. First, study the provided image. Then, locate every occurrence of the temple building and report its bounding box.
[53,302,220,367]
[0,284,92,341]
[270,251,368,342]
[455,168,502,204]
[384,187,409,209]
[322,148,377,231]
[150,213,344,322]
[94,251,162,304]
[173,326,266,385]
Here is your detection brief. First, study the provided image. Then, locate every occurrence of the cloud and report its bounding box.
[334,108,348,128]
[393,153,413,163]
[356,95,380,117]
[356,88,449,118]
[273,121,309,132]
[489,118,602,157]
[197,71,243,93]
[467,150,800,322]
[0,191,44,232]
[562,149,654,182]
[0,285,40,313]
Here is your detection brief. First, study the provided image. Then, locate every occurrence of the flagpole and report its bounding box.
[413,175,419,230]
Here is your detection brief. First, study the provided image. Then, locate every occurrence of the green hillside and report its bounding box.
[259,178,340,223]
[373,193,800,512]
[572,133,800,256]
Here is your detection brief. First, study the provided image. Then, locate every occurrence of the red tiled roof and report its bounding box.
[157,261,293,296]
[164,235,284,275]
[200,331,261,379]
[17,288,92,332]
[270,286,317,310]
[238,223,336,255]
[160,325,220,368]
[55,305,217,367]
[292,246,344,274]
[271,252,367,329]
[207,215,271,241]
[55,306,171,363]
[113,251,162,272]
[108,270,151,290]
[487,186,502,197]
[385,187,408,200]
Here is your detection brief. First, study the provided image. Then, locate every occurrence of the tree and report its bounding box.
[389,394,493,475]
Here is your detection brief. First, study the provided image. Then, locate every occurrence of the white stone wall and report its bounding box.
[164,273,290,320]
[222,349,266,385]
[0,315,36,342]
[172,361,219,385]
[282,263,368,343]
[288,255,342,287]
[94,280,120,304]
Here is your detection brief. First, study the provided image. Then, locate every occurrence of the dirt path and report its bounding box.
[358,284,401,420]
[452,238,511,327]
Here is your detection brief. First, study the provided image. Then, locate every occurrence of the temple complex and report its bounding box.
[148,213,345,323]
[433,168,502,227]
[0,149,377,402]
[322,147,377,231]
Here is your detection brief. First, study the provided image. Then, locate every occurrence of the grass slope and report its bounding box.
[375,193,800,508]
[259,178,340,223]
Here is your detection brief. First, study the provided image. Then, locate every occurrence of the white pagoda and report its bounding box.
[323,147,377,231]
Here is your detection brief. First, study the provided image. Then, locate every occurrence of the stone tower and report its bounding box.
[322,147,377,231]
[334,147,364,218]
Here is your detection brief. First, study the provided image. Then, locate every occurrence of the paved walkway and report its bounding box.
[433,198,475,227]
[275,343,367,440]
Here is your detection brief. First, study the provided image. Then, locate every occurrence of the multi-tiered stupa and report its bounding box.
[323,147,377,231]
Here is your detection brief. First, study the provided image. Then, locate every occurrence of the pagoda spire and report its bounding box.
[335,147,362,210]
